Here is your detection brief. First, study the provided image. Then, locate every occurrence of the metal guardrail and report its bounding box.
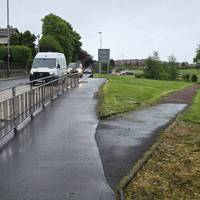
[0,73,79,141]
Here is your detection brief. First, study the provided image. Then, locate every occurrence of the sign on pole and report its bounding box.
[98,49,110,64]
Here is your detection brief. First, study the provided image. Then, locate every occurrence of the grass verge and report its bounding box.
[95,75,190,118]
[124,121,200,199]
[180,90,200,123]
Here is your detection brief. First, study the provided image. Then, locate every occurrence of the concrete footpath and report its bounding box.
[0,78,114,200]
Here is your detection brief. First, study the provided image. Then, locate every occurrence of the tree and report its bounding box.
[41,13,82,63]
[194,44,200,70]
[168,55,178,80]
[40,36,64,53]
[10,31,36,56]
[109,59,115,67]
[144,51,167,80]
[144,52,178,80]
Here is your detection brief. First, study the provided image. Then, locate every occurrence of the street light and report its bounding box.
[7,0,10,77]
[98,32,102,73]
[37,34,40,52]
[98,31,102,49]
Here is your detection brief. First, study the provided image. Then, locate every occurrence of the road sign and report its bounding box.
[98,49,110,64]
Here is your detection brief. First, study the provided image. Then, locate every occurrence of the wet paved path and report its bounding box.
[96,103,187,189]
[0,78,114,200]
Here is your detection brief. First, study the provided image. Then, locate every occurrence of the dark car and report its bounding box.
[83,68,93,77]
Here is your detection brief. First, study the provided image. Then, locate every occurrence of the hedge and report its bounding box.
[0,45,32,63]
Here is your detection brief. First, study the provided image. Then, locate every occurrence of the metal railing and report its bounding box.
[0,73,79,140]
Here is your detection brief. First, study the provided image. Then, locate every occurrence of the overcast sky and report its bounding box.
[0,0,200,62]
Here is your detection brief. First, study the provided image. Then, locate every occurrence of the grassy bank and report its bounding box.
[96,75,190,118]
[124,121,200,199]
[180,90,200,123]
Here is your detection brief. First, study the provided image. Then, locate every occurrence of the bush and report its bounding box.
[0,47,7,60]
[182,74,190,81]
[167,63,178,80]
[0,46,32,63]
[191,74,198,82]
[11,46,32,62]
[144,58,169,80]
[135,73,145,79]
[40,35,64,53]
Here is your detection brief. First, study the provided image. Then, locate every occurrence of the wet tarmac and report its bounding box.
[96,103,187,189]
[0,77,28,91]
[0,78,114,200]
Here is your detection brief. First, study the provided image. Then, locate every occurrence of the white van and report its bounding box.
[30,52,67,81]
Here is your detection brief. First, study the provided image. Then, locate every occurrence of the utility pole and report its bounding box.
[98,32,102,74]
[37,34,40,52]
[7,0,10,77]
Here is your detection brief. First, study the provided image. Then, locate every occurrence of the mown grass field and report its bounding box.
[96,75,190,118]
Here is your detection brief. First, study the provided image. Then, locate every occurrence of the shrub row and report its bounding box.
[0,46,32,63]
[182,74,198,82]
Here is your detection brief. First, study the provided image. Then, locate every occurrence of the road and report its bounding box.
[0,78,114,200]
[0,77,29,91]
[0,75,88,102]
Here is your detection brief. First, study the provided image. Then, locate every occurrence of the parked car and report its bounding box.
[119,70,134,76]
[67,62,83,77]
[30,52,67,83]
[83,68,93,77]
[67,63,77,74]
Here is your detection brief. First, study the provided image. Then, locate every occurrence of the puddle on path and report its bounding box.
[96,103,187,189]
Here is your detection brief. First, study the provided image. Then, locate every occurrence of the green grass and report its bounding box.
[181,90,200,123]
[96,75,190,118]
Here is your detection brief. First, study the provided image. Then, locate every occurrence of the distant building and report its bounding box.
[0,27,19,45]
[114,59,146,67]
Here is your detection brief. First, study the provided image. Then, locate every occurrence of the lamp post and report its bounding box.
[7,0,10,77]
[98,32,102,73]
[98,31,102,49]
[37,34,40,52]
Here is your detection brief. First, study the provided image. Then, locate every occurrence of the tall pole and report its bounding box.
[37,34,40,52]
[99,32,102,49]
[98,32,102,73]
[7,0,10,77]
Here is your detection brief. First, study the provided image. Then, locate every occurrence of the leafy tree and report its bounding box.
[144,52,167,80]
[10,31,36,56]
[40,36,64,53]
[167,55,178,80]
[41,13,82,63]
[194,44,200,70]
[144,52,178,80]
[109,59,115,67]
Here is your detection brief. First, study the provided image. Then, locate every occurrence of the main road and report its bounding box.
[0,78,114,200]
[0,77,29,91]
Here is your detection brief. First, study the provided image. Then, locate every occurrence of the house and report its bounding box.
[0,27,19,45]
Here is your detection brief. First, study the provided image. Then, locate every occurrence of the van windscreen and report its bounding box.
[32,58,56,68]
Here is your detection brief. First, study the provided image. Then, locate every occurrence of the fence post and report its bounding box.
[42,86,45,109]
[29,86,33,119]
[66,75,69,90]
[12,87,17,134]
